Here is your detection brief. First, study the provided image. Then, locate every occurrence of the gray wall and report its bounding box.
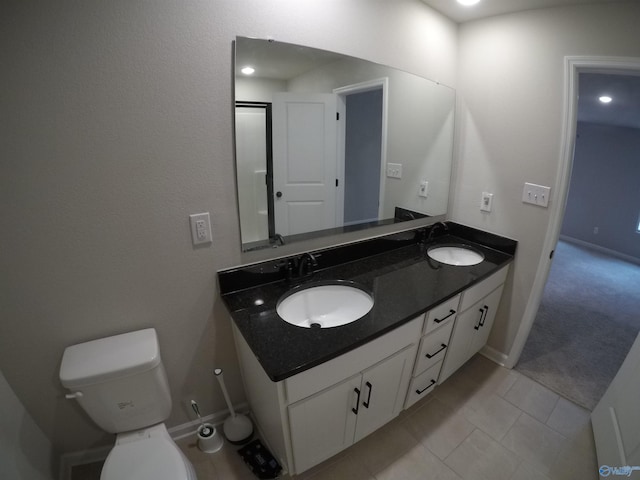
[562,122,640,259]
[0,369,55,480]
[454,3,640,356]
[5,0,640,461]
[0,0,457,455]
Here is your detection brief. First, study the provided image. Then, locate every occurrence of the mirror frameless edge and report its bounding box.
[233,36,455,252]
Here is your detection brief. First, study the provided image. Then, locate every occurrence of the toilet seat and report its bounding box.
[101,426,196,480]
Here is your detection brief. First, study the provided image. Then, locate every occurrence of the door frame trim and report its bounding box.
[505,56,640,368]
[334,77,389,224]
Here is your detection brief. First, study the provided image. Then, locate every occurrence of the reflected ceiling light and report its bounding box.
[457,0,481,5]
[241,66,255,75]
[598,95,612,104]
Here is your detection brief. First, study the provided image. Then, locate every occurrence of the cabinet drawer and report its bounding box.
[405,361,442,409]
[459,266,509,311]
[424,294,460,334]
[414,321,454,376]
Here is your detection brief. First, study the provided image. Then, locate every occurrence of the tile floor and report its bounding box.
[72,354,599,480]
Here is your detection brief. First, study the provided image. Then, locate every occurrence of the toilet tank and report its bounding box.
[59,328,172,434]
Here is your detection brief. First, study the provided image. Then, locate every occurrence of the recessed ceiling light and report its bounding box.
[457,0,481,6]
[241,66,255,75]
[599,95,613,104]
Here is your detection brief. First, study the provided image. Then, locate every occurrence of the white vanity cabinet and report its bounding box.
[232,315,422,476]
[439,266,509,382]
[404,294,460,409]
[230,264,512,475]
[288,344,416,472]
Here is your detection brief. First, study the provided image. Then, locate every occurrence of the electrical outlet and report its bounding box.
[481,192,493,212]
[419,180,428,198]
[189,213,212,245]
[386,163,402,179]
[522,182,551,207]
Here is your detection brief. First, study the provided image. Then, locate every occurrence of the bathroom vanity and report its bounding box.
[218,222,516,475]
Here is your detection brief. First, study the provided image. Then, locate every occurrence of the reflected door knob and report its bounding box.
[276,191,283,198]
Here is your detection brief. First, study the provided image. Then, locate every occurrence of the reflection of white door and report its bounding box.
[272,92,337,236]
[592,332,640,475]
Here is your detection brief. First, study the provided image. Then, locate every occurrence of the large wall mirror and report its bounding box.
[234,37,455,251]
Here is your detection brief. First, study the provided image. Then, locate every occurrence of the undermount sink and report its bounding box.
[276,281,374,329]
[427,245,484,266]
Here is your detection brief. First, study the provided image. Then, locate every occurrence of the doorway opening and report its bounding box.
[334,78,388,227]
[512,68,640,410]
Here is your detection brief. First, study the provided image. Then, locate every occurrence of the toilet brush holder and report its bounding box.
[197,423,224,453]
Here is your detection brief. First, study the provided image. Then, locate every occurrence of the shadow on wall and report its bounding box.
[1,369,58,480]
[176,297,247,424]
[17,413,58,480]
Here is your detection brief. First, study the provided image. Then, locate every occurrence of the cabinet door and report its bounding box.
[288,374,361,473]
[354,345,416,442]
[469,285,504,355]
[438,302,481,382]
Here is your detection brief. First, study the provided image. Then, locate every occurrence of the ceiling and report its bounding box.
[420,1,640,129]
[420,0,624,23]
[578,73,640,129]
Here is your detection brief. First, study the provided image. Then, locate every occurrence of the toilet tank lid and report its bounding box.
[60,328,161,388]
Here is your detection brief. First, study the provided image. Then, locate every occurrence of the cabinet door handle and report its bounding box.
[434,309,456,324]
[479,305,489,327]
[416,379,436,395]
[474,308,484,330]
[363,381,373,408]
[425,343,447,359]
[352,388,361,415]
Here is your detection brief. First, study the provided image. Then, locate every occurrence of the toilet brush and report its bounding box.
[191,400,223,453]
[214,368,253,444]
[191,400,212,436]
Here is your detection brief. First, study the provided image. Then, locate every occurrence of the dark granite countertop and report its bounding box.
[219,223,516,382]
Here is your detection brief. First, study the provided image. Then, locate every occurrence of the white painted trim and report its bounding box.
[335,96,346,226]
[59,444,112,480]
[343,216,380,227]
[480,345,509,367]
[58,403,249,480]
[504,56,640,369]
[334,77,389,221]
[559,235,640,266]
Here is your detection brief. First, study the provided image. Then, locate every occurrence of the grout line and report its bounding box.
[541,394,561,425]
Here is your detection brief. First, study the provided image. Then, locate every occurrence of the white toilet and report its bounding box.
[59,328,197,480]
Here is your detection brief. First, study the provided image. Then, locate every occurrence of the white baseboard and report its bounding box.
[480,344,510,368]
[58,402,249,480]
[560,235,640,266]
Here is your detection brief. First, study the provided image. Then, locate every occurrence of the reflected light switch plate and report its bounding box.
[419,180,428,198]
[481,192,493,212]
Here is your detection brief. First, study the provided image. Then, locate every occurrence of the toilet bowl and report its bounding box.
[59,328,197,480]
[101,424,196,480]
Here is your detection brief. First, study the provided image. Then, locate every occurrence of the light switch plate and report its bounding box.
[522,182,551,207]
[386,163,402,179]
